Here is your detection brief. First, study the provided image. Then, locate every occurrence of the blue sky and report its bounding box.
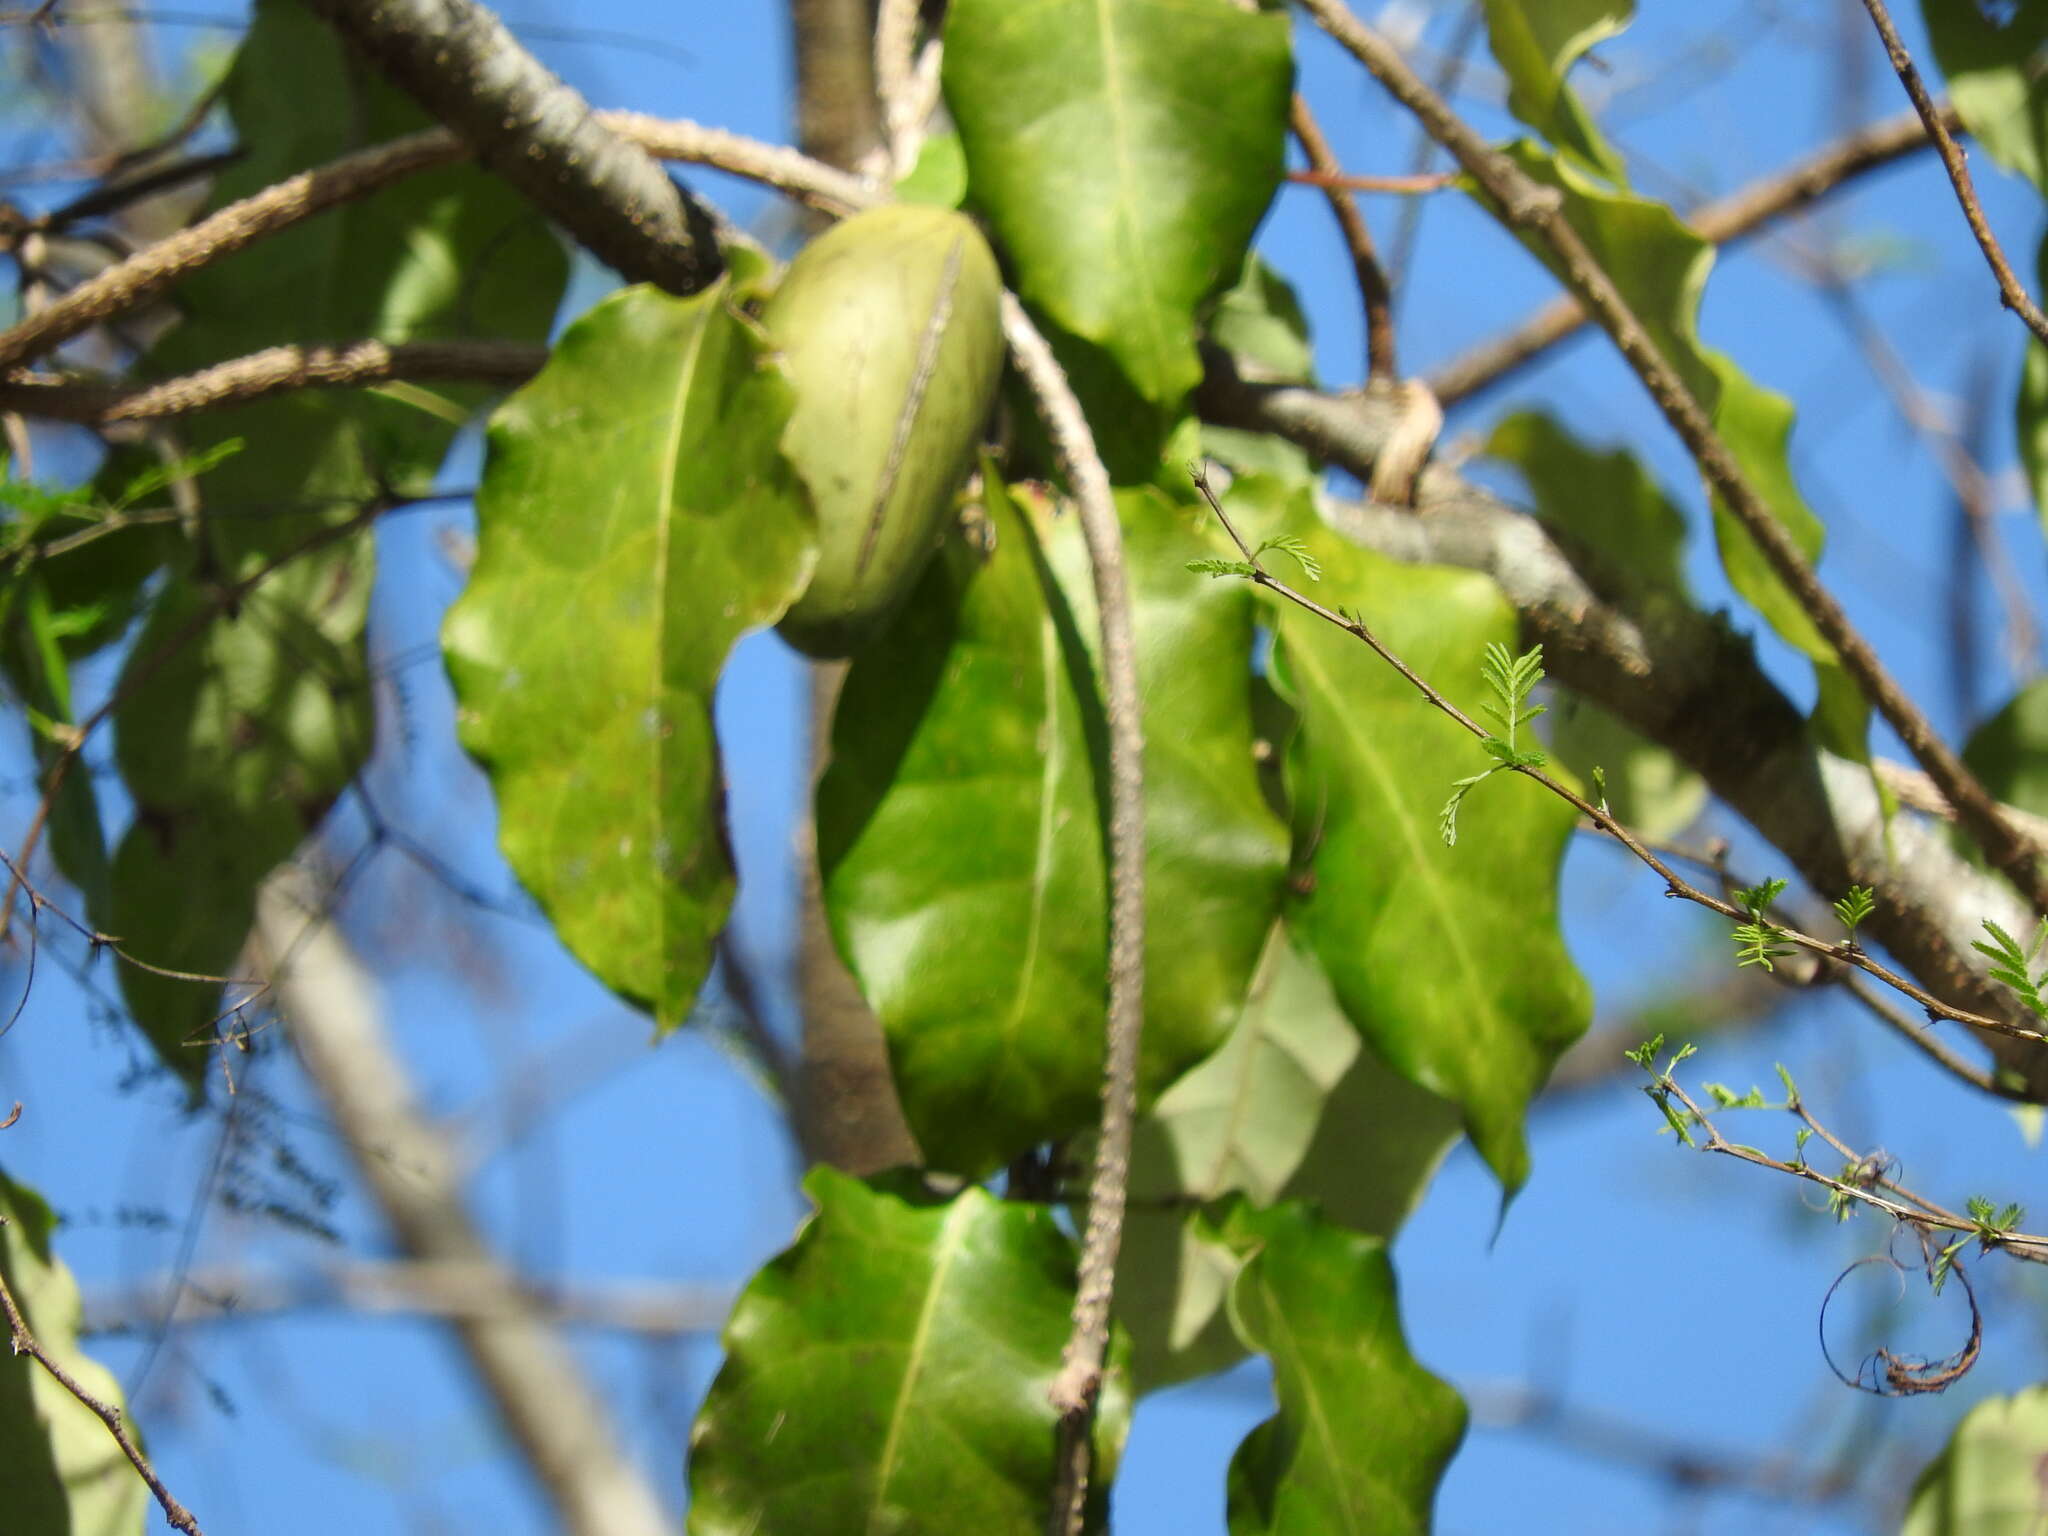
[5,3,2048,1532]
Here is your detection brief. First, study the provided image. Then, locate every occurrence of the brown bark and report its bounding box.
[787,0,920,1173]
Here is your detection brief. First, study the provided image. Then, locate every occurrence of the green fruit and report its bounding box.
[764,204,1005,658]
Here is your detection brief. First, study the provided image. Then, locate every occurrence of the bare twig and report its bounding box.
[1288,94,1397,381]
[1428,104,1959,406]
[0,338,548,422]
[873,0,927,177]
[298,0,721,295]
[0,1237,203,1534]
[1301,0,2048,921]
[1856,0,2048,349]
[1001,296,1146,1536]
[82,1258,733,1338]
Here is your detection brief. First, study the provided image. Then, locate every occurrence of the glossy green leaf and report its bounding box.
[445,283,814,1028]
[943,0,1293,406]
[1902,1384,2048,1536]
[102,0,567,1084]
[687,1168,1128,1535]
[1118,921,1459,1390]
[1920,1,2048,194]
[2021,239,2048,535]
[1483,143,1862,759]
[820,478,1288,1175]
[0,1169,148,1536]
[1241,478,1589,1193]
[1214,1201,1465,1536]
[1480,0,1631,181]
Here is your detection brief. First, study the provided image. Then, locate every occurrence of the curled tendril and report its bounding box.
[1819,1242,1982,1397]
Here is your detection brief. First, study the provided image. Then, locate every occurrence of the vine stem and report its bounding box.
[1298,0,2048,920]
[0,1228,205,1534]
[1002,294,1146,1536]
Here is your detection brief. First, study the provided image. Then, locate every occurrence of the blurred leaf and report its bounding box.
[896,131,968,208]
[1965,675,2048,820]
[1202,255,1317,483]
[102,0,567,1084]
[1479,143,1864,760]
[2022,239,2048,535]
[1214,1201,1466,1535]
[1237,477,1589,1195]
[1920,1,2048,194]
[686,1168,1128,1535]
[0,1169,148,1536]
[445,283,814,1029]
[1480,0,1631,181]
[1546,695,1707,840]
[1118,921,1460,1390]
[1902,1383,2048,1536]
[821,478,1287,1175]
[944,0,1293,406]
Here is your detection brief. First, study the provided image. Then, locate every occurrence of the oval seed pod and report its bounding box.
[764,204,1005,658]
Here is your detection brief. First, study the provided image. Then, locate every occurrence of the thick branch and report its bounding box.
[1428,104,1958,406]
[298,0,721,295]
[1196,356,2046,1087]
[253,869,674,1536]
[1300,0,2048,920]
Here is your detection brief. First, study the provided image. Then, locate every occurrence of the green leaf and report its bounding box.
[1965,675,2048,822]
[101,0,568,1083]
[1116,924,1464,1391]
[1903,1384,2048,1536]
[943,0,1293,406]
[1245,478,1591,1194]
[1919,1,2048,195]
[0,1169,149,1536]
[896,131,969,208]
[445,283,814,1029]
[820,478,1288,1174]
[2023,238,2048,535]
[1479,0,1632,181]
[1212,1201,1466,1535]
[1201,255,1317,483]
[1546,695,1706,841]
[1479,145,1863,760]
[686,1168,1128,1536]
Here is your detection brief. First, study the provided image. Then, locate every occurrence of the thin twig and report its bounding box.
[1187,466,2048,1052]
[1287,168,1458,195]
[1288,94,1397,380]
[1300,0,2048,920]
[1001,295,1146,1536]
[1856,0,2048,349]
[1428,104,1959,406]
[0,1235,203,1534]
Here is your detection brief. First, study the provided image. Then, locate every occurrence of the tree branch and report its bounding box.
[1001,295,1146,1536]
[1299,0,2048,922]
[0,338,547,421]
[0,114,867,375]
[298,0,722,295]
[1855,0,2048,349]
[252,867,675,1536]
[1427,103,1958,406]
